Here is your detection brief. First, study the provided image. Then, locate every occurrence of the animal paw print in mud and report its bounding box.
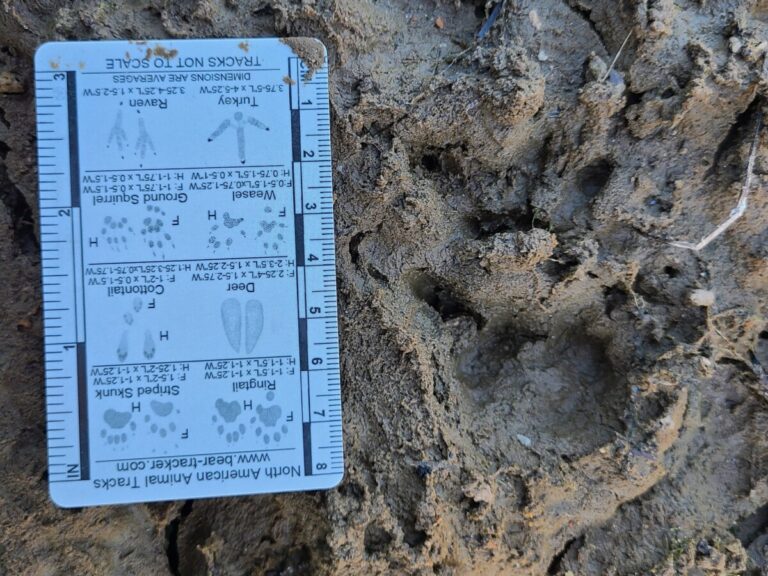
[212,398,247,443]
[143,400,178,439]
[256,206,287,254]
[101,408,137,448]
[116,297,156,362]
[250,392,289,445]
[100,215,134,251]
[208,212,247,252]
[140,205,175,258]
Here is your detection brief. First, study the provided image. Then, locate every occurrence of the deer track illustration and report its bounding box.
[221,298,264,354]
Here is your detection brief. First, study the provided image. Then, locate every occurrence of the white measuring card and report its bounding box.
[34,38,343,506]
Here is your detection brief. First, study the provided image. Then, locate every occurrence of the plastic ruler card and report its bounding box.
[34,39,343,506]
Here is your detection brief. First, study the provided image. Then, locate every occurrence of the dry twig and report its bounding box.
[671,113,763,251]
[600,29,633,83]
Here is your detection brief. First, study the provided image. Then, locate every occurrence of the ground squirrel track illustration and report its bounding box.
[140,205,174,258]
[100,215,133,251]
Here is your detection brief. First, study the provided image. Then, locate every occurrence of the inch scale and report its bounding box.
[287,57,344,478]
[36,70,87,483]
[35,39,343,506]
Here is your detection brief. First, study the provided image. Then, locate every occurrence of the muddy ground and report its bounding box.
[1,0,768,574]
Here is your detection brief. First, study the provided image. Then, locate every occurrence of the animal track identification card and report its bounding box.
[34,38,343,506]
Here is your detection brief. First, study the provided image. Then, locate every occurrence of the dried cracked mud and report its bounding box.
[1,0,768,574]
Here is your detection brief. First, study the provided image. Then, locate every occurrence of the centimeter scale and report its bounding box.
[34,38,343,506]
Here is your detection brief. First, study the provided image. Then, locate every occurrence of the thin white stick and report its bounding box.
[600,29,633,83]
[671,113,763,251]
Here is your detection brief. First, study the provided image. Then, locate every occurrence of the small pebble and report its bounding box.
[586,53,608,82]
[537,49,548,62]
[529,9,542,31]
[516,434,532,448]
[0,71,23,94]
[690,289,715,307]
[434,16,445,29]
[608,69,624,86]
[696,539,712,557]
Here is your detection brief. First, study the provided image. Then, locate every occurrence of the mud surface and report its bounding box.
[1,1,768,574]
